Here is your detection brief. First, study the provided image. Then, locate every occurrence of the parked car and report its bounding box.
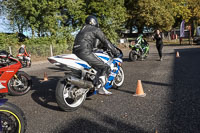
[193,36,200,45]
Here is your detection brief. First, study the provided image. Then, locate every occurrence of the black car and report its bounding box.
[193,36,200,45]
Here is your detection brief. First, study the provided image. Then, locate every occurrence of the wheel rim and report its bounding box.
[9,74,29,94]
[113,67,124,87]
[0,111,21,133]
[63,84,85,108]
[134,55,137,60]
[130,51,137,61]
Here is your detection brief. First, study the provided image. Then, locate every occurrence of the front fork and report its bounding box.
[12,74,24,87]
[104,64,119,89]
[13,74,18,80]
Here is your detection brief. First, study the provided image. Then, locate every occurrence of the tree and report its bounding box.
[125,0,178,33]
[85,0,127,42]
[1,0,28,33]
[187,0,200,36]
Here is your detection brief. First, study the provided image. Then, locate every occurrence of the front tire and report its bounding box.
[113,67,124,89]
[56,76,86,112]
[129,50,137,61]
[8,71,32,96]
[0,101,27,133]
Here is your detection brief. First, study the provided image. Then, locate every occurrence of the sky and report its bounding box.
[0,15,12,33]
[0,15,32,37]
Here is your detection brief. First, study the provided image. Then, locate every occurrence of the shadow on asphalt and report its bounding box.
[113,88,134,94]
[31,75,61,111]
[53,105,148,133]
[164,44,190,47]
[142,81,172,87]
[123,52,174,63]
[122,57,131,62]
[168,48,200,132]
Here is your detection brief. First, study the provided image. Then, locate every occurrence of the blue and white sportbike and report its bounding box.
[48,47,124,112]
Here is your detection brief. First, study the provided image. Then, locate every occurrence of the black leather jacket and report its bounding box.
[73,25,118,55]
[154,33,163,45]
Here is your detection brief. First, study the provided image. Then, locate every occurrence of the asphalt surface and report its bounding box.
[5,44,200,133]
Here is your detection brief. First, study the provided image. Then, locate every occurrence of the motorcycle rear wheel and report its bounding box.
[8,71,32,96]
[56,76,86,112]
[0,102,27,133]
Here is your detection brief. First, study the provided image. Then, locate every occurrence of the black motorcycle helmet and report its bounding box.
[85,15,99,27]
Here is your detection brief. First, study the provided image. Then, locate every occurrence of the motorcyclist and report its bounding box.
[135,34,148,60]
[73,15,119,95]
[18,45,31,66]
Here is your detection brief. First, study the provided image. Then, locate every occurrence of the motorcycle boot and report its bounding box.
[97,76,112,95]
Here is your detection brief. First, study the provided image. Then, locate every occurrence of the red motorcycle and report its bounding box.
[0,51,32,96]
[17,53,31,68]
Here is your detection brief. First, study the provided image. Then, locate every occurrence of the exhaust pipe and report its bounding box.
[66,76,94,89]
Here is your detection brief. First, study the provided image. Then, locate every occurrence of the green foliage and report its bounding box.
[0,33,74,57]
[2,0,126,43]
[125,0,176,32]
[139,0,175,31]
[125,0,200,32]
[23,33,74,56]
[86,0,127,43]
[0,33,19,52]
[1,0,200,55]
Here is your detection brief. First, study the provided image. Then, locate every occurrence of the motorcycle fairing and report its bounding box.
[104,58,122,89]
[49,53,111,70]
[76,63,91,70]
[48,52,122,92]
[0,55,22,93]
[50,54,91,70]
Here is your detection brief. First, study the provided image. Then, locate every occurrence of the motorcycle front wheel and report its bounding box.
[113,67,124,89]
[0,102,27,133]
[56,76,86,112]
[8,71,32,96]
[129,50,138,61]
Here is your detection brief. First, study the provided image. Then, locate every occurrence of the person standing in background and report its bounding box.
[153,29,163,61]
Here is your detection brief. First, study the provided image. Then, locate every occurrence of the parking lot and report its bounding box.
[6,44,200,133]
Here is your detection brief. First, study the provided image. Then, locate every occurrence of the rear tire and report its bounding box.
[56,76,86,112]
[8,71,32,96]
[0,101,27,133]
[129,50,137,61]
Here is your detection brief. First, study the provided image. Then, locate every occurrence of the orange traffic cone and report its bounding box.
[43,72,48,81]
[133,80,146,97]
[176,51,180,58]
